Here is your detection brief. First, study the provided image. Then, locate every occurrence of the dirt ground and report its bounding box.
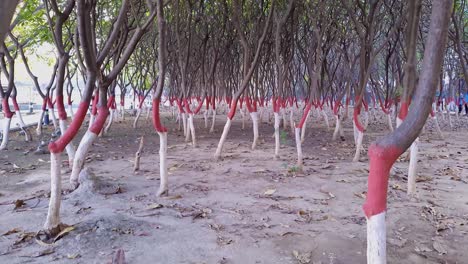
[0,109,467,264]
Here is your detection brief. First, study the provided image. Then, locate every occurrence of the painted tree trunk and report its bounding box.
[210,109,216,133]
[295,127,303,172]
[157,131,168,196]
[69,131,98,188]
[36,110,45,136]
[188,113,197,147]
[251,112,259,150]
[214,118,232,159]
[59,119,76,167]
[133,108,142,129]
[300,112,309,143]
[104,109,115,134]
[0,118,12,150]
[407,138,419,195]
[14,108,31,141]
[44,152,62,230]
[274,112,280,159]
[353,121,364,162]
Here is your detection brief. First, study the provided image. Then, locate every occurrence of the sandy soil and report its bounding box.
[0,109,467,264]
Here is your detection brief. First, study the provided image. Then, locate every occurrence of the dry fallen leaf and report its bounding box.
[67,253,81,259]
[14,200,25,210]
[146,203,164,210]
[53,226,75,243]
[264,189,276,195]
[354,192,367,199]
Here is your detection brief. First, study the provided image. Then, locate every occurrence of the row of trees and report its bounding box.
[0,0,461,263]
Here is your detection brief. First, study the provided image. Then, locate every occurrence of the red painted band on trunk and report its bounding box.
[211,96,216,109]
[363,144,402,218]
[47,97,54,109]
[193,98,204,114]
[120,97,125,106]
[259,98,264,107]
[12,97,19,111]
[152,99,167,132]
[68,96,72,106]
[206,96,210,110]
[227,99,238,120]
[245,97,253,113]
[353,107,365,132]
[49,101,89,153]
[89,106,109,134]
[363,99,369,111]
[107,96,115,109]
[296,103,312,129]
[430,109,435,117]
[333,100,341,115]
[183,98,193,114]
[378,97,389,114]
[2,98,14,118]
[56,95,67,120]
[42,98,47,111]
[398,101,409,120]
[175,99,185,113]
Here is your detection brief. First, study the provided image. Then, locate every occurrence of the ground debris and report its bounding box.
[292,250,311,264]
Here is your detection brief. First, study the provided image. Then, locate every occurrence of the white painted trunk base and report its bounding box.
[69,131,98,188]
[104,109,115,134]
[36,110,45,136]
[214,119,232,160]
[367,212,386,264]
[15,110,31,141]
[0,118,12,150]
[44,152,62,229]
[251,112,259,150]
[295,127,303,171]
[188,114,197,147]
[210,109,216,133]
[353,121,364,162]
[300,113,309,143]
[407,138,419,195]
[157,132,168,196]
[182,113,188,138]
[274,113,280,159]
[332,115,340,141]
